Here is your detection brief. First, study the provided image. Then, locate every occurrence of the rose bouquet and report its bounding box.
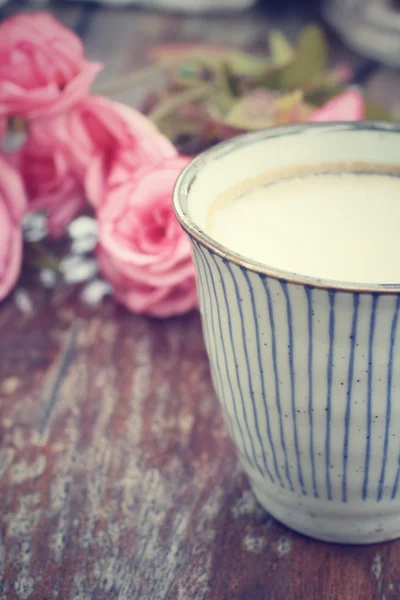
[0,12,389,317]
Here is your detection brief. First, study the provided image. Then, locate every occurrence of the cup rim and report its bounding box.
[173,121,400,294]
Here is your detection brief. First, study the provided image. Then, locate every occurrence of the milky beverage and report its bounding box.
[207,162,400,284]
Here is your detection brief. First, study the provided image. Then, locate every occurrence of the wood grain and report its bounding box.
[4,282,400,600]
[2,2,400,599]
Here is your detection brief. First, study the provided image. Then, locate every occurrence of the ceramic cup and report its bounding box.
[173,122,400,544]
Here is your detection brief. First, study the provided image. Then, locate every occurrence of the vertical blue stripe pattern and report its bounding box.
[200,244,268,477]
[325,291,336,501]
[281,280,306,495]
[193,245,235,438]
[342,293,360,503]
[263,277,294,492]
[196,245,255,469]
[362,294,379,501]
[224,261,273,479]
[242,269,283,487]
[392,465,400,500]
[305,286,318,499]
[193,243,400,510]
[379,296,400,501]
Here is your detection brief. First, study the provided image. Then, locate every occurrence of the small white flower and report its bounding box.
[59,255,98,284]
[68,216,98,239]
[68,216,98,255]
[14,289,34,315]
[81,279,112,306]
[71,236,98,255]
[22,213,48,243]
[39,268,57,289]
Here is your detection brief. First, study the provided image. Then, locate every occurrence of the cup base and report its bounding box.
[250,477,400,545]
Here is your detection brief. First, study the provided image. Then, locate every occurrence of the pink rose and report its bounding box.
[14,96,176,237]
[16,115,86,238]
[309,90,364,122]
[96,156,198,318]
[0,154,26,300]
[0,118,7,154]
[0,12,102,119]
[83,97,177,208]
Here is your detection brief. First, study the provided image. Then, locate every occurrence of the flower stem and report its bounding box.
[25,242,60,273]
[149,84,213,124]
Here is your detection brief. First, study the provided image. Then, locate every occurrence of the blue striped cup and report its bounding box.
[173,122,400,544]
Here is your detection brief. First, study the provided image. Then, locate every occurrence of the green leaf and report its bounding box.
[217,89,313,131]
[268,30,294,67]
[305,85,344,107]
[266,24,328,90]
[223,90,276,130]
[24,242,60,272]
[171,65,209,89]
[273,90,313,123]
[226,51,270,77]
[140,32,392,152]
[364,101,396,121]
[152,44,269,79]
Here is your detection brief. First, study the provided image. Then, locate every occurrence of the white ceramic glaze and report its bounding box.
[173,123,400,544]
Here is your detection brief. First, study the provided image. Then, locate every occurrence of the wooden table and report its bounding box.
[2,1,400,598]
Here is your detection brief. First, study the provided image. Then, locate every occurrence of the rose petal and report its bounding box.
[96,157,198,318]
[0,12,102,119]
[309,90,364,123]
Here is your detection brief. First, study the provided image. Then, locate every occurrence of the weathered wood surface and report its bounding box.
[2,1,400,599]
